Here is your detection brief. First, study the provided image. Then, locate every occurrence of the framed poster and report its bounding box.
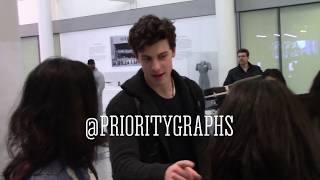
[110,35,138,67]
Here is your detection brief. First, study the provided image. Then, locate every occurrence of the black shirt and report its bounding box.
[223,62,263,86]
[146,81,196,163]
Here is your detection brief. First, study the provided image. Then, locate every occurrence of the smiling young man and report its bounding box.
[106,15,207,180]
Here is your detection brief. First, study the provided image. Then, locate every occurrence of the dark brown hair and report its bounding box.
[262,68,287,85]
[299,71,320,129]
[310,70,320,95]
[128,14,176,55]
[208,79,320,180]
[237,48,250,57]
[3,57,105,179]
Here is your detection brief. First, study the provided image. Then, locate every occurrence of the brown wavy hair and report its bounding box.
[128,14,176,55]
[208,79,320,180]
[3,57,105,179]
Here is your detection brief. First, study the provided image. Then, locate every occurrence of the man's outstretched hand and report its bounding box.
[164,160,202,180]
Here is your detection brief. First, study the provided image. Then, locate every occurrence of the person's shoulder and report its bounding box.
[29,161,66,180]
[95,69,104,77]
[251,64,262,71]
[108,90,131,105]
[106,90,137,114]
[229,66,239,73]
[29,173,62,180]
[252,64,261,68]
[297,93,318,105]
[181,77,203,96]
[29,162,90,180]
[184,77,199,87]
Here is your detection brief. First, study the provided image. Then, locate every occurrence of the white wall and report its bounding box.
[216,0,237,85]
[17,0,192,24]
[17,0,59,25]
[17,0,39,25]
[0,0,24,174]
[56,0,192,20]
[56,0,130,20]
[60,24,135,111]
[173,16,218,86]
[60,15,218,83]
[60,15,218,109]
[60,24,135,73]
[17,0,129,24]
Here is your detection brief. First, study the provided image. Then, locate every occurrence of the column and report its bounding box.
[216,0,238,85]
[38,0,54,61]
[0,0,24,174]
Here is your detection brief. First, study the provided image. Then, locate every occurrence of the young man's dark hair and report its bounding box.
[107,14,207,180]
[128,15,176,55]
[237,48,249,57]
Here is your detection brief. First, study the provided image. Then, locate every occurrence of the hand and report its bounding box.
[164,160,202,180]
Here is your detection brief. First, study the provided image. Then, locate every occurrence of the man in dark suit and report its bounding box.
[223,48,262,86]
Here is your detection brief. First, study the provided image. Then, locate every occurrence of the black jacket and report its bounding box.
[223,62,262,86]
[106,69,208,180]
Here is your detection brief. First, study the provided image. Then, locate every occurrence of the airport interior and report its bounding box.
[1,0,320,179]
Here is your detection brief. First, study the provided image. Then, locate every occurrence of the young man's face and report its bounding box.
[137,39,175,87]
[238,52,249,66]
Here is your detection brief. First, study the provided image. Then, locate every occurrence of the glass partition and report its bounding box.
[280,3,320,94]
[20,36,40,77]
[240,3,320,93]
[240,9,279,70]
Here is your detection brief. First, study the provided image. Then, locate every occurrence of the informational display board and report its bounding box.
[60,15,218,107]
[61,15,218,85]
[110,35,137,67]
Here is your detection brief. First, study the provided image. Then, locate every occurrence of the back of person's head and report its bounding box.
[87,59,96,70]
[310,70,320,95]
[208,79,320,180]
[299,71,320,129]
[87,59,95,65]
[237,48,249,57]
[4,57,102,179]
[128,14,176,56]
[262,68,287,85]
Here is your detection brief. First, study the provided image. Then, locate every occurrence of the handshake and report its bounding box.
[165,160,202,180]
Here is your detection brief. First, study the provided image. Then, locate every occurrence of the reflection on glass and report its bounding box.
[240,9,280,70]
[21,37,40,77]
[281,3,320,93]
